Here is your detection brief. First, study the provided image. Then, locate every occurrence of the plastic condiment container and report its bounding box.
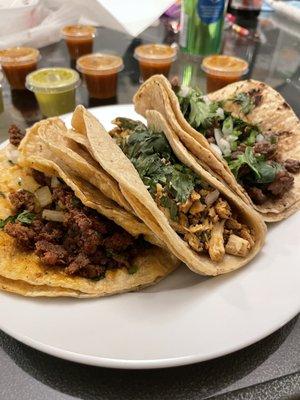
[76,53,123,99]
[0,47,40,90]
[201,55,249,93]
[26,68,80,117]
[61,25,96,60]
[134,44,177,81]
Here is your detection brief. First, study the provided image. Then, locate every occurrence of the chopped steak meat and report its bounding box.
[4,221,36,248]
[284,158,300,174]
[35,241,68,265]
[247,187,268,205]
[64,253,90,274]
[9,190,36,212]
[52,186,78,210]
[254,141,277,159]
[8,124,25,147]
[267,170,294,197]
[103,231,134,252]
[2,180,140,280]
[31,169,51,186]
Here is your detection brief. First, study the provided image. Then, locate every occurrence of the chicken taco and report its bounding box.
[133,75,300,222]
[72,105,266,276]
[0,122,179,297]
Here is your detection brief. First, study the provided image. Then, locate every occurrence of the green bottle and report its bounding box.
[180,0,226,56]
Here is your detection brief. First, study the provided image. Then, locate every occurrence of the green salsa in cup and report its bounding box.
[26,67,80,117]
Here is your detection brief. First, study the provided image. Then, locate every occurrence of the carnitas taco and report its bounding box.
[0,121,179,297]
[71,105,266,276]
[133,75,300,222]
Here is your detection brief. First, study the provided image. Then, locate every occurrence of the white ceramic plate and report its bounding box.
[0,104,299,369]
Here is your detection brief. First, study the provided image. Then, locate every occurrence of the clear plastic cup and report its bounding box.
[76,53,123,99]
[26,67,80,117]
[61,25,96,60]
[0,47,40,89]
[134,44,177,81]
[201,55,249,93]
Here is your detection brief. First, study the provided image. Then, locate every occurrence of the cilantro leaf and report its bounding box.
[113,117,146,132]
[167,169,195,203]
[177,87,223,130]
[16,210,36,225]
[0,215,16,229]
[229,147,282,184]
[231,93,255,115]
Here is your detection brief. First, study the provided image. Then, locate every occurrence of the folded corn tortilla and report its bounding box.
[133,75,300,222]
[0,126,179,297]
[73,105,266,276]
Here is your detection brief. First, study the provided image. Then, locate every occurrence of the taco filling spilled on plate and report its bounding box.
[175,86,300,205]
[110,117,255,263]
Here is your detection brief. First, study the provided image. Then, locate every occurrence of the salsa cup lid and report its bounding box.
[76,53,124,75]
[202,55,249,77]
[0,47,40,65]
[134,44,177,63]
[26,67,80,94]
[61,24,96,39]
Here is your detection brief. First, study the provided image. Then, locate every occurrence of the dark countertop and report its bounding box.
[0,11,299,400]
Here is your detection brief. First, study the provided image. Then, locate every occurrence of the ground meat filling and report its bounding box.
[267,170,294,197]
[2,172,142,280]
[9,190,36,213]
[8,125,25,147]
[284,159,300,174]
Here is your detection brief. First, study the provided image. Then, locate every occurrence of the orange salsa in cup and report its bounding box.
[77,53,123,99]
[0,47,40,90]
[202,55,249,93]
[62,25,96,60]
[134,44,177,81]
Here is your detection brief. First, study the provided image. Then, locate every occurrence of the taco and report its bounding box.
[72,105,266,276]
[0,122,179,297]
[133,75,300,222]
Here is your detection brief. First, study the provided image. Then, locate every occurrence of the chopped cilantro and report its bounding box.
[231,93,255,115]
[0,215,16,229]
[16,210,36,225]
[229,147,282,184]
[116,119,202,221]
[245,130,257,146]
[177,87,224,130]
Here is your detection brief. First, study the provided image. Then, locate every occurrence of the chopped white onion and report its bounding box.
[35,186,52,208]
[210,143,222,157]
[256,134,264,142]
[214,128,222,147]
[42,209,65,222]
[214,128,231,157]
[5,144,20,164]
[202,95,211,105]
[51,176,60,188]
[205,190,220,207]
[178,85,191,97]
[219,138,231,157]
[216,107,225,119]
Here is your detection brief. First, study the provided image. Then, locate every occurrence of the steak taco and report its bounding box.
[72,105,266,276]
[0,121,179,297]
[133,75,300,222]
